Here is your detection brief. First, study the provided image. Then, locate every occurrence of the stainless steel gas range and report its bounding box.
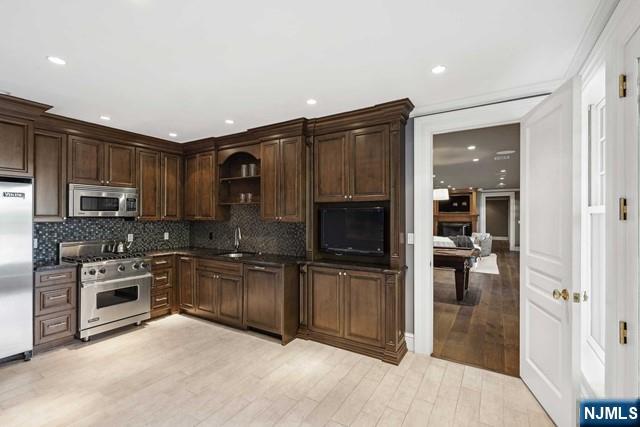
[59,241,151,341]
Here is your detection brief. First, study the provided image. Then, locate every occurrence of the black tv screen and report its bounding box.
[320,207,385,256]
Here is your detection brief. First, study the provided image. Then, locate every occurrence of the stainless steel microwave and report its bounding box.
[68,184,138,218]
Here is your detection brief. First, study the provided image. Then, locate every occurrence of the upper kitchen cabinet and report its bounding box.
[314,125,389,202]
[137,149,161,220]
[261,136,304,222]
[33,130,67,222]
[161,153,182,220]
[0,115,34,177]
[68,136,136,187]
[184,151,224,220]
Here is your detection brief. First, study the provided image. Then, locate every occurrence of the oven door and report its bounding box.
[79,274,151,331]
[69,185,138,217]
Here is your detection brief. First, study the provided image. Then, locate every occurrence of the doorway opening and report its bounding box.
[431,124,521,376]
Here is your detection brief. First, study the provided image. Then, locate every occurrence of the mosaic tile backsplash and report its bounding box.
[33,219,190,264]
[190,205,306,257]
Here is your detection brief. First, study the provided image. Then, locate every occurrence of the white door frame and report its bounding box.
[412,96,544,354]
[478,190,519,251]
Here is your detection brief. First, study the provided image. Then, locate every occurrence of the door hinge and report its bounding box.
[619,74,627,98]
[619,197,628,221]
[619,321,628,344]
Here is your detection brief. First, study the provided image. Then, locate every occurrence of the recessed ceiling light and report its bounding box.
[431,65,447,75]
[500,169,507,173]
[169,132,178,138]
[440,180,444,184]
[498,182,505,186]
[225,119,234,125]
[47,56,66,65]
[447,185,452,188]
[306,99,317,105]
[467,145,476,150]
[472,158,479,162]
[469,187,473,190]
[496,150,516,155]
[99,115,111,121]
[500,177,505,180]
[452,187,456,190]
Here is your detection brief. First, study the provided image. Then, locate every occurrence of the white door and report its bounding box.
[520,79,578,427]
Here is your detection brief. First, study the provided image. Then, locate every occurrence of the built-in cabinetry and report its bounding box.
[0,115,34,177]
[68,136,136,187]
[178,256,196,311]
[33,130,67,221]
[184,151,223,220]
[33,267,77,351]
[150,254,177,318]
[194,259,244,327]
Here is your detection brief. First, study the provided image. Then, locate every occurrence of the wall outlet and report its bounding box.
[164,232,169,240]
[209,232,214,240]
[127,234,134,242]
[33,238,38,249]
[407,233,415,245]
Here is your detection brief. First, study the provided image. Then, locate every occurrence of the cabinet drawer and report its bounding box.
[35,283,76,316]
[35,310,75,345]
[197,258,242,276]
[151,289,172,311]
[152,268,173,290]
[151,255,174,270]
[35,269,76,288]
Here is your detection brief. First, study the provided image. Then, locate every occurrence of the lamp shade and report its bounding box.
[433,188,450,201]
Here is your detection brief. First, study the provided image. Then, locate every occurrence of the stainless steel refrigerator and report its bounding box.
[0,179,33,360]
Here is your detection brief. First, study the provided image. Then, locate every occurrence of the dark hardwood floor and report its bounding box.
[433,240,520,376]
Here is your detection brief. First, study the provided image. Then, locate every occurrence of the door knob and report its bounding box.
[552,289,570,301]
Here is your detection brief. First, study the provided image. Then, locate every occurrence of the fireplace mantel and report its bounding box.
[433,190,478,236]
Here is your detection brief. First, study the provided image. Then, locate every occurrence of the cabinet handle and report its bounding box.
[180,257,191,261]
[47,321,67,328]
[251,266,266,270]
[155,260,168,265]
[349,195,353,199]
[48,294,67,301]
[155,297,168,302]
[46,274,68,280]
[343,195,348,199]
[106,180,110,184]
[155,275,168,280]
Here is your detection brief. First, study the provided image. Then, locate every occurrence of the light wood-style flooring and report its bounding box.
[0,314,551,426]
[433,241,520,376]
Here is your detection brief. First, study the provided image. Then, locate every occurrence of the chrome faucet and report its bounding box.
[233,226,242,252]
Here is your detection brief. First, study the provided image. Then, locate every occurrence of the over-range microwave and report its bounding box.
[68,183,138,218]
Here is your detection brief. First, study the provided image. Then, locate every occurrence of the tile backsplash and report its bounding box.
[33,219,190,264]
[190,205,306,257]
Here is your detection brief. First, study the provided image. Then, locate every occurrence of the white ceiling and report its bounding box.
[0,0,601,142]
[434,124,520,190]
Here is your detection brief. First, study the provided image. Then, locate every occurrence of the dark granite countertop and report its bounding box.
[146,247,305,267]
[33,261,76,272]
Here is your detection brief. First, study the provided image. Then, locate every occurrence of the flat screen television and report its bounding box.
[319,206,385,256]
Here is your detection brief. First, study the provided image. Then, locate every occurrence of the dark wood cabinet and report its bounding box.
[178,256,196,311]
[196,269,217,317]
[314,132,348,202]
[0,115,33,177]
[150,255,176,319]
[33,130,66,222]
[68,137,136,187]
[184,151,221,220]
[261,137,304,222]
[137,149,161,220]
[343,269,384,347]
[161,153,182,220]
[194,260,243,327]
[105,143,136,187]
[33,267,77,351]
[314,125,389,202]
[217,274,243,327]
[308,266,343,337]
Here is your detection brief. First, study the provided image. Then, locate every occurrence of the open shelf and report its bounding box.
[219,201,260,206]
[219,175,261,182]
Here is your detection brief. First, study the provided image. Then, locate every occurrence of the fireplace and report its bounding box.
[438,222,472,237]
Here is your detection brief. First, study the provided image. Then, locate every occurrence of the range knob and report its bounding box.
[98,267,106,274]
[117,264,126,272]
[139,262,147,269]
[88,268,96,275]
[132,263,140,270]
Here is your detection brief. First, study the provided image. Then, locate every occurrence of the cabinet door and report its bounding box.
[314,132,348,202]
[217,274,243,327]
[178,257,195,310]
[68,136,103,185]
[196,269,217,317]
[244,265,281,334]
[308,266,342,337]
[105,143,136,187]
[349,125,389,201]
[197,152,216,219]
[260,139,279,221]
[184,155,198,219]
[280,137,303,222]
[343,270,385,347]
[137,149,161,220]
[33,130,66,221]
[161,153,182,220]
[0,115,33,177]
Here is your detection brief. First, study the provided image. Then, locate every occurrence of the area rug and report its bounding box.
[471,253,500,275]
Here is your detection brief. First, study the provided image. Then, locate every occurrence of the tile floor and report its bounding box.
[0,315,554,426]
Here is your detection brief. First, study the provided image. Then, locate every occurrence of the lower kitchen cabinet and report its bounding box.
[300,264,406,364]
[150,254,176,319]
[194,260,243,327]
[244,264,299,344]
[217,274,243,327]
[178,256,196,312]
[33,267,77,352]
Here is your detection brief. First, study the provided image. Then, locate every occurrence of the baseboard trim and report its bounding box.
[405,332,415,352]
